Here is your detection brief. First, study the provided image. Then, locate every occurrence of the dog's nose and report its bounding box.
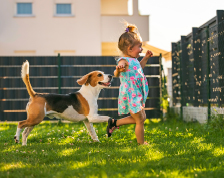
[108,75,113,79]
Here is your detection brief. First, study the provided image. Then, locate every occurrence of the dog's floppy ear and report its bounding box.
[77,74,90,85]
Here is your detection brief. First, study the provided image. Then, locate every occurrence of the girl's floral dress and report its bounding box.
[117,57,149,115]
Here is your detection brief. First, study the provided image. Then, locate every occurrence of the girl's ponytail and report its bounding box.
[125,24,137,33]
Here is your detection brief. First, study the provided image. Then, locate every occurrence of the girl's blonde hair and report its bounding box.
[118,23,142,54]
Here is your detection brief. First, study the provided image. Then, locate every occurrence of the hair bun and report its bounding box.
[127,24,137,33]
[124,21,137,33]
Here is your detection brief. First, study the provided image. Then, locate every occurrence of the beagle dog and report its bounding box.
[14,61,113,145]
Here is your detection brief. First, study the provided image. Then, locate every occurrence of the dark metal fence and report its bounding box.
[0,55,162,121]
[172,10,224,119]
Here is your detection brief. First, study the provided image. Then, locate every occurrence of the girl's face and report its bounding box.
[126,42,143,58]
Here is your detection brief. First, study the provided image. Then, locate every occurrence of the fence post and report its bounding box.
[192,27,200,107]
[159,53,163,119]
[171,43,178,107]
[206,26,211,121]
[216,10,224,107]
[57,53,61,94]
[178,42,183,119]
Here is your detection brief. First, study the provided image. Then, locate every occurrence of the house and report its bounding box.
[0,0,171,60]
[0,0,147,56]
[0,0,173,118]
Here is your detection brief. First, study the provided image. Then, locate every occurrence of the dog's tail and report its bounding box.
[21,60,36,98]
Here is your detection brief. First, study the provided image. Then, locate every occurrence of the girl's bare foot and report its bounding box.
[138,141,149,146]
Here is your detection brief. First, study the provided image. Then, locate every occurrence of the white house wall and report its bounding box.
[0,0,101,56]
[0,0,149,56]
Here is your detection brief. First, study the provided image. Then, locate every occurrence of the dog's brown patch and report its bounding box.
[76,92,90,116]
[23,74,36,97]
[77,71,105,87]
[18,96,47,128]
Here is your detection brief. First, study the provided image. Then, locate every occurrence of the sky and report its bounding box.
[138,0,224,52]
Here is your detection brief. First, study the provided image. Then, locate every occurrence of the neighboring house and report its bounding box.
[0,0,146,56]
[0,0,172,110]
[0,0,171,63]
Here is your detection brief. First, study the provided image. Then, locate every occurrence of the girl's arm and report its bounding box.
[114,67,121,77]
[140,50,153,69]
[114,59,128,77]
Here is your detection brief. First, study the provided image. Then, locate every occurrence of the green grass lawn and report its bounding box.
[0,118,224,178]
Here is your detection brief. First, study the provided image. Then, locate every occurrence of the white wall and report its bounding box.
[0,0,101,56]
[171,106,224,124]
[0,0,149,56]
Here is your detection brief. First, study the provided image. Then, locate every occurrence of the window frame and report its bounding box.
[15,2,34,17]
[54,3,74,17]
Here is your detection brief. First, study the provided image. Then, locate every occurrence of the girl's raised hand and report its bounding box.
[145,50,153,59]
[116,64,126,72]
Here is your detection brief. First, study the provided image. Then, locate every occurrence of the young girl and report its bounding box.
[107,23,153,145]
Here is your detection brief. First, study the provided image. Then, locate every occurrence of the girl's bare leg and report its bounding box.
[116,115,136,126]
[130,109,146,144]
[112,109,146,144]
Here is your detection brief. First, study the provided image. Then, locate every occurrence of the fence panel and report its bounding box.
[0,56,161,121]
[171,10,224,121]
[172,42,181,106]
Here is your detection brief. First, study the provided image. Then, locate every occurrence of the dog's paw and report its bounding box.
[14,136,19,143]
[22,143,27,146]
[93,139,100,143]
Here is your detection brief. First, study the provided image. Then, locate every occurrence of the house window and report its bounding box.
[17,3,32,15]
[56,4,71,15]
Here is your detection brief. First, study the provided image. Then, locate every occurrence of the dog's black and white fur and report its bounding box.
[14,61,113,145]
